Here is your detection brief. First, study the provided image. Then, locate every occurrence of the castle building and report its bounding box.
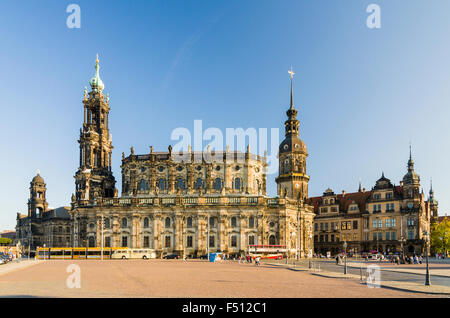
[308,149,438,256]
[69,56,315,258]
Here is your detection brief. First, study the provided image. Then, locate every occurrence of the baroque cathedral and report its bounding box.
[16,56,438,258]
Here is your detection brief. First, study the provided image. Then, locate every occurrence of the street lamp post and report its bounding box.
[424,231,431,286]
[296,212,300,260]
[101,215,104,261]
[343,241,348,275]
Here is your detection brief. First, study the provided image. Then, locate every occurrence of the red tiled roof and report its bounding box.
[307,190,372,214]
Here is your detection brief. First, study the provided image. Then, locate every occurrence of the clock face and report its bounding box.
[283,144,289,150]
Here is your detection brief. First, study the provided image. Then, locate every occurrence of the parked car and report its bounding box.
[163,254,180,259]
[0,254,9,264]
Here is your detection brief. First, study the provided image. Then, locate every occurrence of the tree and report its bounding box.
[431,217,450,257]
[0,237,13,245]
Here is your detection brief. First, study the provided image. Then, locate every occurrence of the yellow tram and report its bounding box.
[36,247,127,260]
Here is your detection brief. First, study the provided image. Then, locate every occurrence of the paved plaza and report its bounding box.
[0,259,447,298]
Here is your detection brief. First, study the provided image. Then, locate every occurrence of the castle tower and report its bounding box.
[402,146,421,203]
[275,68,309,201]
[28,171,48,218]
[428,179,438,219]
[75,55,116,200]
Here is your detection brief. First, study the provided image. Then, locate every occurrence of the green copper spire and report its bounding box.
[89,54,105,92]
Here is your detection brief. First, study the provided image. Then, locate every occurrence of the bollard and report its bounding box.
[318,263,320,272]
[360,266,362,281]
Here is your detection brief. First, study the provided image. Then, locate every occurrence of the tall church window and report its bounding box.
[187,217,193,228]
[165,217,171,228]
[231,235,237,247]
[249,235,255,245]
[143,217,149,228]
[158,178,166,190]
[176,178,185,190]
[122,218,127,228]
[105,218,110,229]
[209,217,215,228]
[213,178,222,191]
[249,216,255,228]
[194,178,203,189]
[139,179,147,191]
[234,178,241,190]
[231,217,237,227]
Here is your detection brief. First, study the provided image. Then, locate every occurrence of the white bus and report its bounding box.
[248,245,287,260]
[111,248,157,260]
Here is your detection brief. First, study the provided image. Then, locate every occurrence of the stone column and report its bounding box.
[112,214,119,247]
[239,214,246,254]
[132,214,141,248]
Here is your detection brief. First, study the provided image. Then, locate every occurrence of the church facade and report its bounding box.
[69,56,315,258]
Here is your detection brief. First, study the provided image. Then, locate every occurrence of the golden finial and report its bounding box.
[96,53,99,64]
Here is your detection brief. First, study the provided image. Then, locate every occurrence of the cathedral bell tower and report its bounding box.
[74,55,116,201]
[28,170,48,218]
[275,68,309,201]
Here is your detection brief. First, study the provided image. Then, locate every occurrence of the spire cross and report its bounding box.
[288,66,295,79]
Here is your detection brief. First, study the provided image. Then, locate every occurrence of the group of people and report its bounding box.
[237,255,261,266]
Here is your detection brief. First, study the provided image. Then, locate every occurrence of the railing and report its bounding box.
[183,197,198,205]
[228,197,241,204]
[205,197,219,204]
[161,198,175,205]
[75,195,291,208]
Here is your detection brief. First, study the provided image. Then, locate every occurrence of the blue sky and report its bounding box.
[0,0,449,229]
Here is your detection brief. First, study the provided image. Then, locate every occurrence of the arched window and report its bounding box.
[88,236,95,247]
[105,218,110,229]
[194,178,203,189]
[176,177,185,190]
[158,178,166,190]
[213,178,222,191]
[165,217,171,228]
[209,217,214,228]
[234,177,241,190]
[138,179,147,191]
[143,217,149,228]
[187,217,192,228]
[269,235,276,245]
[122,217,127,228]
[231,217,237,227]
[249,216,254,228]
